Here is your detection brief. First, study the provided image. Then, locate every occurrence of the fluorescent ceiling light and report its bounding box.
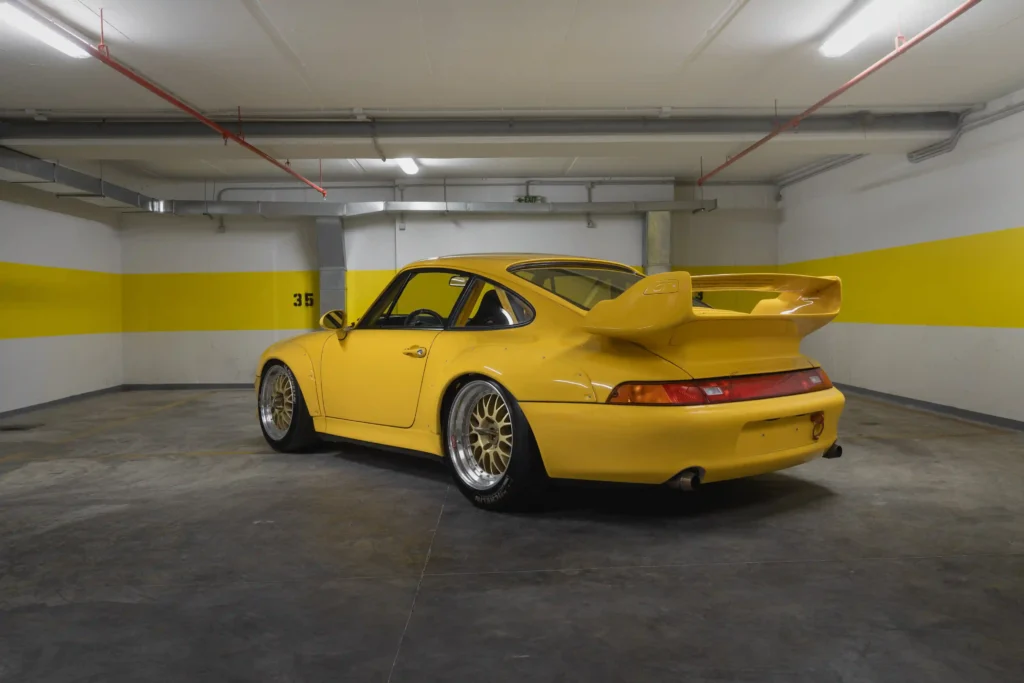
[819,0,894,58]
[0,2,89,58]
[396,158,419,175]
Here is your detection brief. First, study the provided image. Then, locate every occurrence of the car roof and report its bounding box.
[405,253,637,276]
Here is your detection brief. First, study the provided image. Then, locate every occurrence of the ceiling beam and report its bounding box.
[0,112,961,140]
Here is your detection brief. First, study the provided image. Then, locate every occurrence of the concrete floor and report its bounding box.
[1,389,1022,682]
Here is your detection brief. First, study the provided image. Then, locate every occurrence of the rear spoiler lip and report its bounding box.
[582,270,842,341]
[691,272,841,293]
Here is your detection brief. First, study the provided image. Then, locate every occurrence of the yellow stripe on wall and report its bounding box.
[0,264,408,337]
[787,226,1024,327]
[675,225,1024,327]
[123,271,319,332]
[346,269,396,322]
[0,261,121,339]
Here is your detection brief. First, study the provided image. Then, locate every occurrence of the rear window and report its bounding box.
[512,265,643,310]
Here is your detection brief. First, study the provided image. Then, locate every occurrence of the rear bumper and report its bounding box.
[520,387,845,484]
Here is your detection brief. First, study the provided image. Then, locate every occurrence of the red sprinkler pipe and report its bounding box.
[697,0,984,186]
[79,44,328,197]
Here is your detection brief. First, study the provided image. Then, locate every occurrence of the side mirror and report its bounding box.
[319,311,348,337]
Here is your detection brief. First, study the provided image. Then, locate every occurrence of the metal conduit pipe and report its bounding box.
[213,178,678,201]
[775,154,868,189]
[148,199,717,218]
[211,178,775,201]
[906,108,974,163]
[0,103,973,122]
[0,112,961,140]
[1,148,718,217]
[908,99,1024,163]
[1,147,721,216]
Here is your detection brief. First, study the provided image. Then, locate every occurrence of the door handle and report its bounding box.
[403,346,427,358]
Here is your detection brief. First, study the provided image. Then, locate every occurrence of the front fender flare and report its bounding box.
[256,341,322,417]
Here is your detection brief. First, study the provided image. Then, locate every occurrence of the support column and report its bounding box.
[670,182,697,270]
[314,217,346,315]
[642,211,671,275]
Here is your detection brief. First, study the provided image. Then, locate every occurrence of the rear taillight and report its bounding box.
[607,368,832,405]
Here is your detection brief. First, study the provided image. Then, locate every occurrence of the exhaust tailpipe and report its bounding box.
[823,442,843,459]
[667,468,703,492]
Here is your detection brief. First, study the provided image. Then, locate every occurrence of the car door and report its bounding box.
[320,269,469,428]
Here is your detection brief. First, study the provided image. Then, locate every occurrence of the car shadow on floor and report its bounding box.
[324,442,835,521]
[326,444,451,483]
[536,474,836,522]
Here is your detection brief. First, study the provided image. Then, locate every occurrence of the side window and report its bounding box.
[451,279,534,329]
[365,270,468,329]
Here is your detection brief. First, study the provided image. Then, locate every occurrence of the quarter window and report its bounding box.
[451,280,534,329]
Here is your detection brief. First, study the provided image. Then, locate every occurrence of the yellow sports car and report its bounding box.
[255,254,845,510]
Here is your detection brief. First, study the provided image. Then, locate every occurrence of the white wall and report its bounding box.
[208,180,670,272]
[672,185,780,268]
[121,329,309,385]
[343,212,646,275]
[121,217,315,273]
[120,216,317,384]
[398,181,668,269]
[780,103,1024,421]
[0,192,122,413]
[800,324,1024,421]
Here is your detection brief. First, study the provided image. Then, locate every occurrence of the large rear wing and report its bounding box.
[583,271,841,343]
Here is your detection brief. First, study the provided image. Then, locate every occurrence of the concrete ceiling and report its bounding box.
[2,0,1022,114]
[0,0,1021,185]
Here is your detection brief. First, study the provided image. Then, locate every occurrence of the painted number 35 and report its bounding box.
[293,292,315,307]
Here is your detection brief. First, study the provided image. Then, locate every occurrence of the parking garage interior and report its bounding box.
[1,0,1023,681]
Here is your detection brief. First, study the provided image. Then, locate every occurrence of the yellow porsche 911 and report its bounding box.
[255,254,845,510]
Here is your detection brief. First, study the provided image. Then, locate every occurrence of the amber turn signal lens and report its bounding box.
[608,383,704,405]
[608,383,670,404]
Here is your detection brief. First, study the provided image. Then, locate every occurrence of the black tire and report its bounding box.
[444,379,547,511]
[257,361,319,452]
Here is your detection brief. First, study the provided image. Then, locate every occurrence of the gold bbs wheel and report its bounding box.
[448,380,514,490]
[259,364,296,442]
